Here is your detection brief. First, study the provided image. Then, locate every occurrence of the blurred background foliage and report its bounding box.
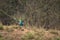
[0,0,60,29]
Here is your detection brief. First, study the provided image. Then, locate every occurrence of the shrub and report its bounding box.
[0,34,2,38]
[54,37,60,40]
[0,38,3,40]
[50,31,58,35]
[0,34,3,40]
[5,27,14,32]
[0,25,3,30]
[7,28,14,32]
[21,32,35,40]
[13,27,18,29]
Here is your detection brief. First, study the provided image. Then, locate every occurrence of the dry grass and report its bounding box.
[0,25,60,40]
